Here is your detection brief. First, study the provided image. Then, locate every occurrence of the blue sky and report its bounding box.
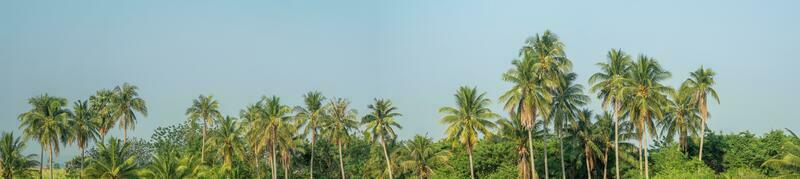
[2,0,799,162]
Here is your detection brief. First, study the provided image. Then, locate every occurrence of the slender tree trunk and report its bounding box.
[638,134,642,178]
[39,145,43,179]
[603,146,609,179]
[528,129,539,179]
[338,142,346,179]
[80,147,85,179]
[379,137,394,179]
[585,152,592,179]
[272,143,278,179]
[468,147,475,179]
[698,99,707,161]
[643,121,650,179]
[311,130,316,179]
[49,144,53,179]
[543,123,549,179]
[284,164,289,179]
[202,120,207,164]
[255,152,261,179]
[558,130,566,179]
[613,103,621,179]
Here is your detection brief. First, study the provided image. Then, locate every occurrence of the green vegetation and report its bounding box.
[7,30,799,178]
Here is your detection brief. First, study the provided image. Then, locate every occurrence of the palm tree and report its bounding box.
[661,86,701,153]
[261,96,294,179]
[0,132,39,179]
[550,72,589,179]
[279,119,302,179]
[399,135,450,179]
[567,109,601,179]
[497,116,544,179]
[140,150,203,179]
[440,86,499,179]
[683,66,719,161]
[625,56,672,179]
[324,98,358,179]
[241,104,265,178]
[185,95,222,163]
[588,49,632,179]
[210,116,245,174]
[68,100,99,179]
[762,141,800,178]
[110,83,148,142]
[501,53,551,179]
[294,91,326,179]
[593,112,614,179]
[362,98,402,179]
[18,94,71,179]
[85,137,139,179]
[89,89,115,141]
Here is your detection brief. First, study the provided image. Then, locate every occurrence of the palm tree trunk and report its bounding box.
[528,129,539,179]
[311,131,316,179]
[543,123,549,179]
[558,130,566,179]
[272,143,278,179]
[613,103,621,179]
[585,152,592,179]
[379,137,394,179]
[643,124,650,179]
[603,146,609,179]
[49,144,53,179]
[338,142,346,179]
[39,145,44,179]
[284,164,289,179]
[202,120,207,164]
[80,147,85,179]
[255,153,261,179]
[638,135,642,177]
[468,147,475,179]
[698,101,707,161]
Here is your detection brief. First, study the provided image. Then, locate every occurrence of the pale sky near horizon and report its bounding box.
[2,0,799,163]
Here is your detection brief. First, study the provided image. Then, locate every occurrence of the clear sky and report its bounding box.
[2,0,799,163]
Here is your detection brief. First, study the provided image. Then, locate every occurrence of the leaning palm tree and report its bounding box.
[185,95,223,162]
[362,98,403,179]
[85,137,139,179]
[501,54,551,179]
[588,49,632,179]
[497,116,544,179]
[440,86,499,179]
[0,132,39,179]
[400,135,450,179]
[261,96,294,179]
[68,100,99,179]
[683,66,719,161]
[323,98,358,179]
[661,85,701,153]
[624,56,672,179]
[110,83,148,142]
[294,91,326,179]
[550,72,589,178]
[210,116,245,174]
[18,94,71,179]
[89,89,116,141]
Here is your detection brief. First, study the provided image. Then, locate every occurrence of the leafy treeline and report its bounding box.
[4,30,799,179]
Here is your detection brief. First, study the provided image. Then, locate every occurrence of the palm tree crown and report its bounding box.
[110,83,148,141]
[185,94,222,162]
[440,86,499,179]
[362,98,402,179]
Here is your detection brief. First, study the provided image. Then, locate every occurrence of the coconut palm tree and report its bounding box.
[496,116,544,179]
[660,85,701,153]
[0,132,39,179]
[501,54,551,179]
[624,56,672,179]
[440,86,499,179]
[240,104,265,178]
[324,98,358,179]
[593,112,614,179]
[140,149,204,179]
[110,83,148,142]
[567,109,601,179]
[68,100,99,179]
[185,95,222,163]
[89,89,115,141]
[362,98,402,179]
[261,96,294,179]
[683,66,719,161]
[550,72,589,178]
[279,119,302,179]
[85,137,139,179]
[588,49,632,179]
[18,94,71,179]
[399,135,450,179]
[210,116,245,174]
[294,91,326,179]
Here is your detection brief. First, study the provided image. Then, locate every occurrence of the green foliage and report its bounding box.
[85,137,139,179]
[650,142,714,178]
[0,132,38,178]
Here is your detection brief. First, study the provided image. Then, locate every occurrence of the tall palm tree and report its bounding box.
[625,56,672,179]
[294,91,326,179]
[501,53,551,179]
[89,89,115,141]
[261,96,294,179]
[324,98,358,179]
[68,100,98,179]
[683,66,719,161]
[279,119,302,179]
[362,98,402,179]
[0,132,39,179]
[185,95,222,162]
[18,94,71,179]
[240,104,265,178]
[661,86,701,153]
[210,116,245,174]
[567,109,601,179]
[593,112,614,179]
[550,72,589,179]
[588,49,632,179]
[440,86,499,179]
[110,83,148,142]
[85,137,138,179]
[497,116,544,179]
[400,135,450,179]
